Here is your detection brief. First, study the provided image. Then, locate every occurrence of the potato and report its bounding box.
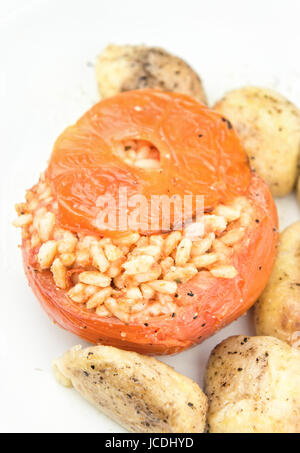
[254,222,300,347]
[205,335,300,433]
[214,87,300,196]
[53,344,208,433]
[96,44,207,104]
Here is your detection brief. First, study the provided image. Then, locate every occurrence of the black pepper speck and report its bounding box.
[221,117,233,130]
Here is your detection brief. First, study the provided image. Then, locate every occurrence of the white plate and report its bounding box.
[1,0,300,433]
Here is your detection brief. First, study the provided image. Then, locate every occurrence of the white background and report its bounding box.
[1,0,300,433]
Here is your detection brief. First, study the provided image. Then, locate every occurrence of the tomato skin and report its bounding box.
[46,90,251,236]
[22,174,278,355]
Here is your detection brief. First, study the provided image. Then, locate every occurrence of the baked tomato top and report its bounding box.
[46,90,251,235]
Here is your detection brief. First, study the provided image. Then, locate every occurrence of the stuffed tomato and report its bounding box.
[15,90,278,354]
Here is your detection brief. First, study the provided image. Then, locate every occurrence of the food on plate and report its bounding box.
[14,89,278,354]
[53,344,208,433]
[96,44,207,104]
[205,335,300,433]
[254,222,300,348]
[214,86,300,197]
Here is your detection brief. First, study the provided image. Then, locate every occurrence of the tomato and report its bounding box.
[46,90,251,235]
[22,90,278,355]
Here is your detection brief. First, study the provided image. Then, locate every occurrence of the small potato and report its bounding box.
[205,335,300,433]
[53,344,208,433]
[214,87,300,196]
[96,44,207,104]
[254,222,300,348]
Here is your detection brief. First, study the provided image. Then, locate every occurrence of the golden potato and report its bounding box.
[96,44,207,104]
[205,335,300,433]
[254,222,300,347]
[53,344,208,433]
[214,87,300,196]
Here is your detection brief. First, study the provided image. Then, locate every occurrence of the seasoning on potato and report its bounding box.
[205,335,300,433]
[254,221,300,347]
[53,344,208,433]
[96,44,207,104]
[214,86,300,197]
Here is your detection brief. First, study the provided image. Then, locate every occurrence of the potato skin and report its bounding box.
[214,87,300,196]
[254,222,300,347]
[205,335,300,433]
[53,344,207,433]
[96,44,207,104]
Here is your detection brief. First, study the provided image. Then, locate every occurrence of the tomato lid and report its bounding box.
[46,90,250,235]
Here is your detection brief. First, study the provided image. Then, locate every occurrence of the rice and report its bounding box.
[14,141,253,323]
[113,139,161,169]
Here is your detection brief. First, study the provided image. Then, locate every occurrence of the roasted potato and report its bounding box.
[96,44,207,104]
[53,344,208,433]
[254,222,300,347]
[214,87,300,196]
[205,335,300,433]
